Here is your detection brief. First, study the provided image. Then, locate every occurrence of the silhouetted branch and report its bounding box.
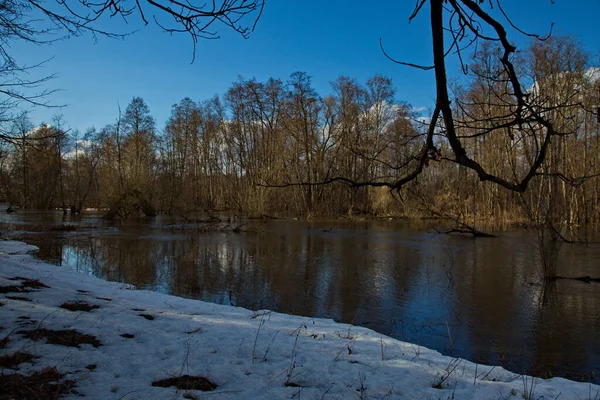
[495,0,553,41]
[0,0,265,133]
[386,0,564,194]
[257,177,394,190]
[379,39,434,71]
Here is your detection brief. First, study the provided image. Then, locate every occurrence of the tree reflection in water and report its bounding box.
[19,218,600,384]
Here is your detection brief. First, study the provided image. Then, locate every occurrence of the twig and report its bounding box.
[262,330,280,362]
[252,314,266,364]
[286,321,308,384]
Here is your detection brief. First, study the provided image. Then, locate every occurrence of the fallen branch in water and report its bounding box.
[428,210,496,238]
[434,227,496,238]
[162,217,246,232]
[413,190,496,238]
[552,276,600,284]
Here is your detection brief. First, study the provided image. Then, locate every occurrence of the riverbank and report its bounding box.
[1,239,598,399]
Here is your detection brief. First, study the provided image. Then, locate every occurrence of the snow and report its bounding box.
[1,239,598,399]
[0,240,40,255]
[584,67,600,84]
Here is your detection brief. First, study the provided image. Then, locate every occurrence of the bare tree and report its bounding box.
[69,127,103,213]
[382,2,541,191]
[296,1,579,196]
[0,0,264,136]
[164,97,203,212]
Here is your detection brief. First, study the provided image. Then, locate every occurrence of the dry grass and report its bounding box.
[4,296,31,302]
[432,358,462,389]
[0,277,50,295]
[11,277,50,289]
[369,186,395,215]
[0,352,39,369]
[120,333,135,339]
[151,375,217,391]
[0,286,31,294]
[18,328,102,348]
[59,302,100,312]
[0,367,74,400]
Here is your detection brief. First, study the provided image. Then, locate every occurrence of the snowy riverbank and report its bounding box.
[1,239,598,399]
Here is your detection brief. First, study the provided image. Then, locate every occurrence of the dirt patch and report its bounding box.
[5,296,31,302]
[138,314,154,320]
[0,367,74,400]
[151,375,217,391]
[0,286,31,294]
[0,278,49,294]
[60,301,100,312]
[12,277,50,289]
[0,352,39,369]
[19,328,102,348]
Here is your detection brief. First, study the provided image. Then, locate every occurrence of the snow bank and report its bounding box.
[0,240,598,399]
[0,240,39,255]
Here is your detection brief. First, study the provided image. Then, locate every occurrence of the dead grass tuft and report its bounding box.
[0,352,39,369]
[152,375,217,391]
[14,278,49,289]
[0,367,74,400]
[18,328,102,348]
[0,278,49,295]
[0,286,31,294]
[59,302,100,312]
[0,336,9,349]
[5,296,31,302]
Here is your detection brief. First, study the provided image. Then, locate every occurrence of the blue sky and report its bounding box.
[13,0,600,133]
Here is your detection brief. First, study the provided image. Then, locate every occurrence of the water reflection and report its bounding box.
[14,217,600,383]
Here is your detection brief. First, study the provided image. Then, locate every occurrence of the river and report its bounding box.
[3,210,600,383]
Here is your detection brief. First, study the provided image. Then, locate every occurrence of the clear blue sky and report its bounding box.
[13,0,600,133]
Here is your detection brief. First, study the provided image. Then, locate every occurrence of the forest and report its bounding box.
[0,35,599,231]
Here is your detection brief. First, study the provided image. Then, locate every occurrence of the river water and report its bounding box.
[4,210,600,383]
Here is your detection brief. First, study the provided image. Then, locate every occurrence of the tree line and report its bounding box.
[0,35,598,228]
